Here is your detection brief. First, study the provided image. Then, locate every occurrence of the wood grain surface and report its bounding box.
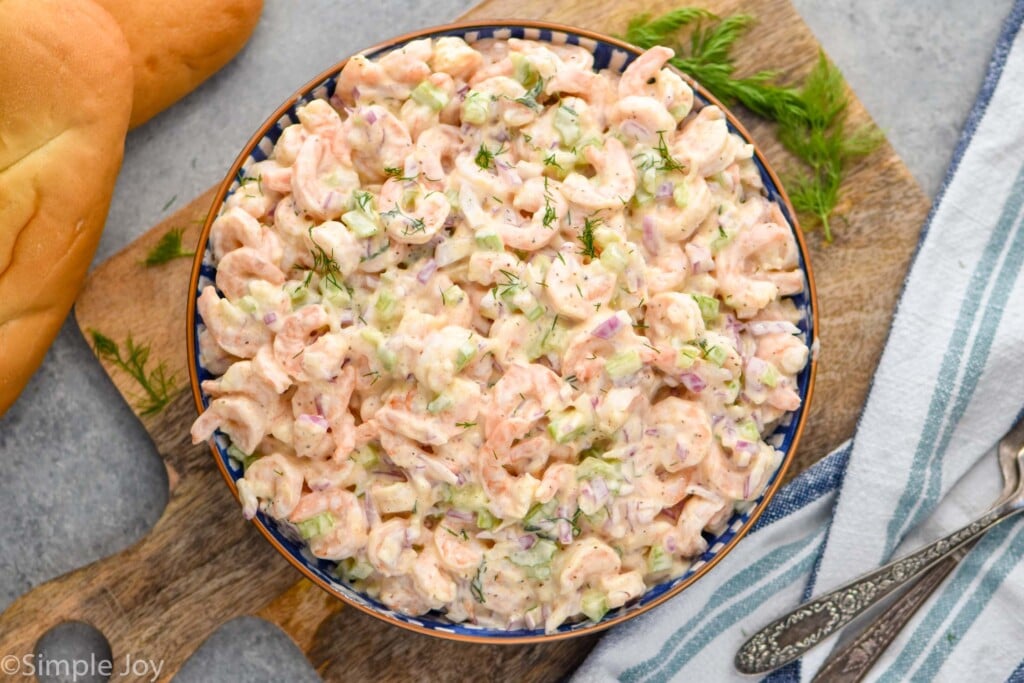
[0,0,930,680]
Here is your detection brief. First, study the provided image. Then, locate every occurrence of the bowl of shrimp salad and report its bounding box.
[187,21,818,643]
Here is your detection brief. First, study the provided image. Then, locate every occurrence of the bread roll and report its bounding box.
[0,0,134,415]
[94,0,264,128]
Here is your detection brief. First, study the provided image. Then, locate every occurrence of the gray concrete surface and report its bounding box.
[0,0,1015,680]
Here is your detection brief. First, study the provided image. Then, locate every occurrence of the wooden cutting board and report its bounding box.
[0,0,930,680]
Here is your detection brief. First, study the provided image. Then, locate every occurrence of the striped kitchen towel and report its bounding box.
[574,1,1024,681]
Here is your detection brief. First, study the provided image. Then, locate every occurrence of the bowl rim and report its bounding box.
[186,18,819,645]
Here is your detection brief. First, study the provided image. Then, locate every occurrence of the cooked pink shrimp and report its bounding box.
[716,222,804,318]
[367,517,417,576]
[544,246,616,320]
[411,545,458,607]
[215,247,285,300]
[235,452,304,519]
[671,106,740,177]
[756,332,809,375]
[477,451,541,520]
[272,305,331,380]
[375,385,480,449]
[609,96,677,145]
[302,454,358,492]
[558,538,621,592]
[378,576,432,615]
[432,524,485,576]
[644,292,706,350]
[289,489,368,560]
[197,327,234,376]
[640,397,713,472]
[699,441,771,501]
[210,207,282,263]
[191,395,266,454]
[346,105,414,182]
[534,462,578,504]
[665,493,729,556]
[412,125,463,186]
[561,312,656,382]
[618,46,693,118]
[430,36,484,80]
[483,363,567,449]
[599,571,647,608]
[561,138,637,209]
[291,135,359,220]
[494,176,566,250]
[197,286,270,359]
[378,428,460,486]
[378,178,450,245]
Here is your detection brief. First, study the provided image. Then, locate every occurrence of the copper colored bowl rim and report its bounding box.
[187,18,819,645]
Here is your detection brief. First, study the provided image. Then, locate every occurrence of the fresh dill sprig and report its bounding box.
[305,228,343,288]
[515,78,545,111]
[474,142,508,170]
[383,167,418,182]
[144,228,195,267]
[471,561,487,603]
[89,330,177,416]
[578,216,600,259]
[380,207,426,237]
[623,9,882,240]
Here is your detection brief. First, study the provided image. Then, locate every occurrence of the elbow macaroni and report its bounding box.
[191,37,809,633]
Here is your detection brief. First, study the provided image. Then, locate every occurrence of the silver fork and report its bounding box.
[735,412,1024,675]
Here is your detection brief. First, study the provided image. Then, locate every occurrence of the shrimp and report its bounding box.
[367,517,417,576]
[561,138,637,210]
[756,332,809,375]
[412,125,463,186]
[483,363,567,450]
[429,36,484,80]
[534,462,578,504]
[291,135,359,220]
[636,174,713,243]
[543,246,616,320]
[715,222,804,318]
[598,570,646,609]
[671,106,741,177]
[272,305,331,380]
[664,492,729,557]
[235,452,304,519]
[411,545,458,607]
[197,286,270,359]
[477,453,541,520]
[308,221,361,278]
[302,454,358,492]
[215,247,286,300]
[210,206,282,263]
[640,398,713,472]
[561,312,656,382]
[289,489,368,560]
[432,524,484,576]
[197,327,234,376]
[375,383,480,448]
[699,440,775,501]
[618,46,693,119]
[346,106,414,182]
[378,178,450,245]
[557,538,621,592]
[643,292,706,351]
[644,240,690,295]
[191,395,266,455]
[378,576,432,616]
[609,96,677,145]
[494,176,566,250]
[378,428,460,486]
[336,40,432,106]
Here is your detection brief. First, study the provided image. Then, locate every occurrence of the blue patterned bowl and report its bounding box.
[187,20,818,644]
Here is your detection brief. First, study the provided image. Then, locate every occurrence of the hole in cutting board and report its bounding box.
[34,621,113,683]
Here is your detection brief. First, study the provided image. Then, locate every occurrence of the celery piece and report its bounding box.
[647,544,673,573]
[738,419,761,443]
[377,346,397,372]
[455,341,477,370]
[692,294,720,323]
[606,349,643,379]
[461,90,491,125]
[375,290,399,320]
[510,539,557,567]
[476,509,500,530]
[297,512,335,540]
[677,343,701,369]
[342,557,374,581]
[600,243,629,272]
[704,344,728,367]
[760,363,780,388]
[352,444,380,470]
[554,105,581,146]
[475,229,504,251]
[360,327,385,347]
[673,182,690,208]
[411,79,449,111]
[576,457,619,482]
[510,53,538,87]
[342,210,379,238]
[581,589,609,622]
[451,484,487,511]
[547,409,589,444]
[427,395,453,414]
[525,304,546,322]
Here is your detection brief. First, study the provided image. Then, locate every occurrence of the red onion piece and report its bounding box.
[676,443,691,465]
[364,109,377,124]
[590,477,610,507]
[685,243,712,274]
[745,357,769,392]
[263,312,277,325]
[519,534,536,550]
[664,534,678,552]
[314,395,325,416]
[680,372,706,393]
[656,182,674,199]
[557,519,573,545]
[322,191,336,212]
[642,216,659,253]
[591,314,622,340]
[619,119,651,141]
[417,259,438,284]
[446,509,474,522]
[299,413,329,429]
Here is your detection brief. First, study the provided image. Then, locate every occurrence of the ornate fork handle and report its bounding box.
[735,505,1014,675]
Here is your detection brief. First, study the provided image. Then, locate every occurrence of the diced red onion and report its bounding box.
[557,519,573,545]
[685,243,713,274]
[748,321,801,336]
[299,413,329,429]
[664,534,678,553]
[745,357,769,392]
[322,191,336,212]
[519,534,536,550]
[446,509,474,522]
[457,84,470,97]
[656,182,674,200]
[495,160,522,187]
[591,315,622,340]
[743,475,754,500]
[735,440,757,454]
[351,86,360,101]
[364,494,379,525]
[676,443,691,465]
[417,259,438,284]
[642,216,659,253]
[645,428,660,437]
[365,109,377,124]
[263,312,277,325]
[314,395,325,416]
[371,469,406,480]
[619,119,651,141]
[680,372,706,393]
[590,477,610,506]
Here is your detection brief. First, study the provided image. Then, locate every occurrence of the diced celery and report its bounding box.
[692,294,720,322]
[475,229,504,251]
[510,539,557,567]
[375,289,400,320]
[287,285,312,307]
[411,79,449,111]
[427,395,452,414]
[606,349,643,379]
[297,512,335,540]
[342,557,375,581]
[710,230,732,254]
[593,227,622,248]
[600,243,629,272]
[738,419,761,443]
[377,346,397,372]
[455,341,477,370]
[576,457,619,483]
[676,343,701,369]
[647,544,673,573]
[641,167,659,194]
[510,53,538,87]
[318,278,350,307]
[547,409,590,444]
[524,501,555,528]
[704,344,728,367]
[435,238,474,267]
[461,90,491,125]
[352,444,380,469]
[525,304,546,322]
[451,484,487,511]
[237,296,258,314]
[584,506,609,527]
[360,327,384,347]
[581,589,609,622]
[554,105,580,146]
[227,444,248,465]
[342,210,379,238]
[476,509,500,530]
[673,182,689,208]
[760,363,780,388]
